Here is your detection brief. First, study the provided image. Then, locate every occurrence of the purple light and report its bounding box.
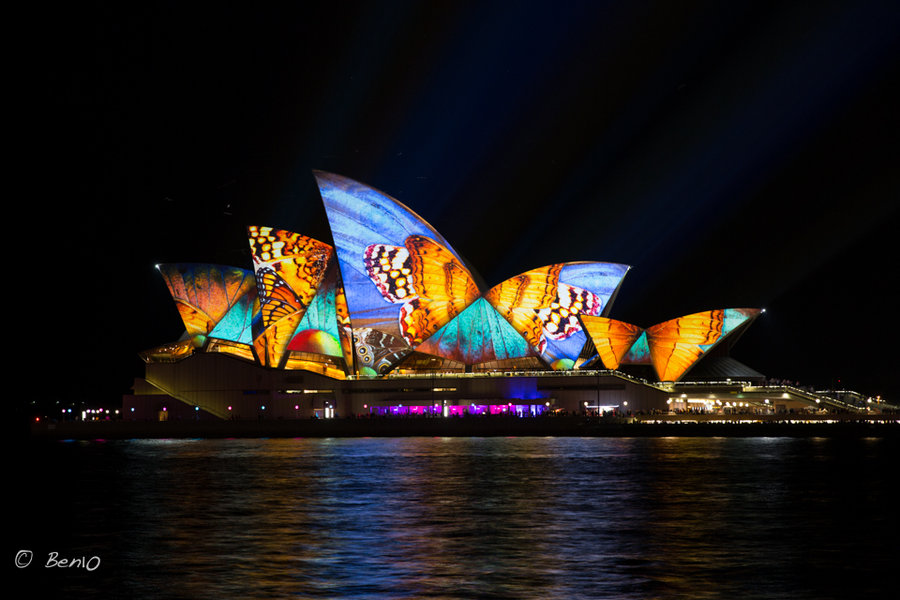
[368,403,549,417]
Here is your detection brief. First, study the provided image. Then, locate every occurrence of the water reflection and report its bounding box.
[18,436,898,599]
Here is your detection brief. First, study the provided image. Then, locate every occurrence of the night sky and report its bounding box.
[22,1,900,409]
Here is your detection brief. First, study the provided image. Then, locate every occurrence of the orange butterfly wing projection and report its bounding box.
[645,309,724,381]
[334,275,356,371]
[248,226,333,367]
[579,316,644,370]
[158,264,257,348]
[255,267,300,326]
[364,235,480,346]
[173,301,217,345]
[249,227,332,328]
[253,313,306,369]
[483,264,563,350]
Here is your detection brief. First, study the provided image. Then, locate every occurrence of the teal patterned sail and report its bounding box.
[414,298,535,364]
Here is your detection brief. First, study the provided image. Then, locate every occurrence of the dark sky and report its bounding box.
[22,1,900,406]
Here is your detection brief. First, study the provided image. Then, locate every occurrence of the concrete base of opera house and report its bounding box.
[124,352,673,421]
[118,354,893,429]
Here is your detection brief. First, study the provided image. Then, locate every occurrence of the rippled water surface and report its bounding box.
[13,436,898,598]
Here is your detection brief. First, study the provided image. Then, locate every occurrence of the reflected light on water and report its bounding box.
[16,436,899,599]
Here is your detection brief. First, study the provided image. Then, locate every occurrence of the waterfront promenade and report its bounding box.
[29,414,900,440]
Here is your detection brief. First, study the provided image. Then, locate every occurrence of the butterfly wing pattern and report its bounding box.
[285,258,345,359]
[157,263,257,348]
[248,226,333,368]
[152,172,760,382]
[317,171,481,374]
[581,309,762,381]
[413,297,537,365]
[485,262,629,369]
[315,172,638,373]
[208,284,258,345]
[579,316,645,370]
[646,310,724,382]
[484,265,562,351]
[364,235,480,347]
[352,327,410,374]
[333,272,356,370]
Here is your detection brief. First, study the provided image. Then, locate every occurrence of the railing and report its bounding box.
[740,384,869,412]
[346,368,658,387]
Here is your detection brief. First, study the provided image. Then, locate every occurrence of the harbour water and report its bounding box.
[11,436,898,598]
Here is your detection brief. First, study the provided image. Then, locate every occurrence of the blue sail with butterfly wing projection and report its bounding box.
[316,171,481,374]
[484,262,630,370]
[544,262,630,368]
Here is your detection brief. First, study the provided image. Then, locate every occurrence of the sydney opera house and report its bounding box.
[125,172,840,421]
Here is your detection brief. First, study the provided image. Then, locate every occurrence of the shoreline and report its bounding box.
[29,416,900,440]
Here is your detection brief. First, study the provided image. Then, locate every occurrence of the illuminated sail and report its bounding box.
[582,309,762,381]
[157,263,257,348]
[247,226,332,368]
[485,262,629,369]
[316,171,480,373]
